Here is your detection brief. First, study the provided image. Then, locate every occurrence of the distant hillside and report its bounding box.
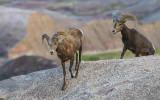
[138,21,160,48]
[0,55,159,99]
[8,12,160,59]
[0,6,84,58]
[82,19,160,52]
[81,20,122,52]
[0,55,60,81]
[8,13,122,58]
[8,12,67,59]
[0,6,33,57]
[2,0,160,23]
[0,0,160,59]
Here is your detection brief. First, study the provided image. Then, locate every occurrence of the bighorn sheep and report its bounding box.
[42,28,83,90]
[112,13,155,58]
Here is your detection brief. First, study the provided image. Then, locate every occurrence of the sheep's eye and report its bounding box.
[119,24,122,26]
[54,43,56,45]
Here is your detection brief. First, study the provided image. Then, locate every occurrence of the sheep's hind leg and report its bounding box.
[75,52,79,70]
[75,46,82,78]
[61,61,67,90]
[69,59,74,78]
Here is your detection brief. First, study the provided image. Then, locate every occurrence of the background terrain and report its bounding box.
[0,1,160,99]
[0,0,160,81]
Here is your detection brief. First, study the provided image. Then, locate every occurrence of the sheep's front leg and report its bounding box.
[121,47,127,59]
[135,53,139,57]
[135,48,140,57]
[61,61,67,90]
[135,52,140,57]
[69,59,74,78]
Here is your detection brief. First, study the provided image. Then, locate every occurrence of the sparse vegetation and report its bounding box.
[82,49,160,61]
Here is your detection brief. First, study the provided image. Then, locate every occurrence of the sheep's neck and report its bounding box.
[56,40,72,62]
[56,39,70,55]
[121,24,130,39]
[56,42,65,53]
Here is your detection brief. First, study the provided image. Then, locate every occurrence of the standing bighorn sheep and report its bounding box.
[42,28,83,90]
[112,13,155,58]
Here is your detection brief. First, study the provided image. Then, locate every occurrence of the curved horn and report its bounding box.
[112,12,117,22]
[51,31,67,40]
[42,34,50,44]
[119,14,137,26]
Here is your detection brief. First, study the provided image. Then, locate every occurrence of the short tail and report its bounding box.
[77,28,83,43]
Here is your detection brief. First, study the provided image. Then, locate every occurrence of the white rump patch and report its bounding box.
[79,29,84,35]
[152,43,155,50]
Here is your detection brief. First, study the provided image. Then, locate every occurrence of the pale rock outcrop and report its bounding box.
[0,56,160,100]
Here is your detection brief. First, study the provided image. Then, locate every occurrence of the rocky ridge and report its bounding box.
[0,55,159,100]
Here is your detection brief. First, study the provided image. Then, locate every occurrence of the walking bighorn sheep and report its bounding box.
[42,28,83,90]
[112,13,155,58]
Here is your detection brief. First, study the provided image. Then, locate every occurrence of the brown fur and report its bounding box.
[42,28,83,90]
[112,14,155,59]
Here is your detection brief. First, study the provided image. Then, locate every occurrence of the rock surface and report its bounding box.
[0,56,160,100]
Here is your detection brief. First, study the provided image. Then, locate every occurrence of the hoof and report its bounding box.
[75,68,77,70]
[62,84,67,90]
[75,66,78,70]
[71,75,75,78]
